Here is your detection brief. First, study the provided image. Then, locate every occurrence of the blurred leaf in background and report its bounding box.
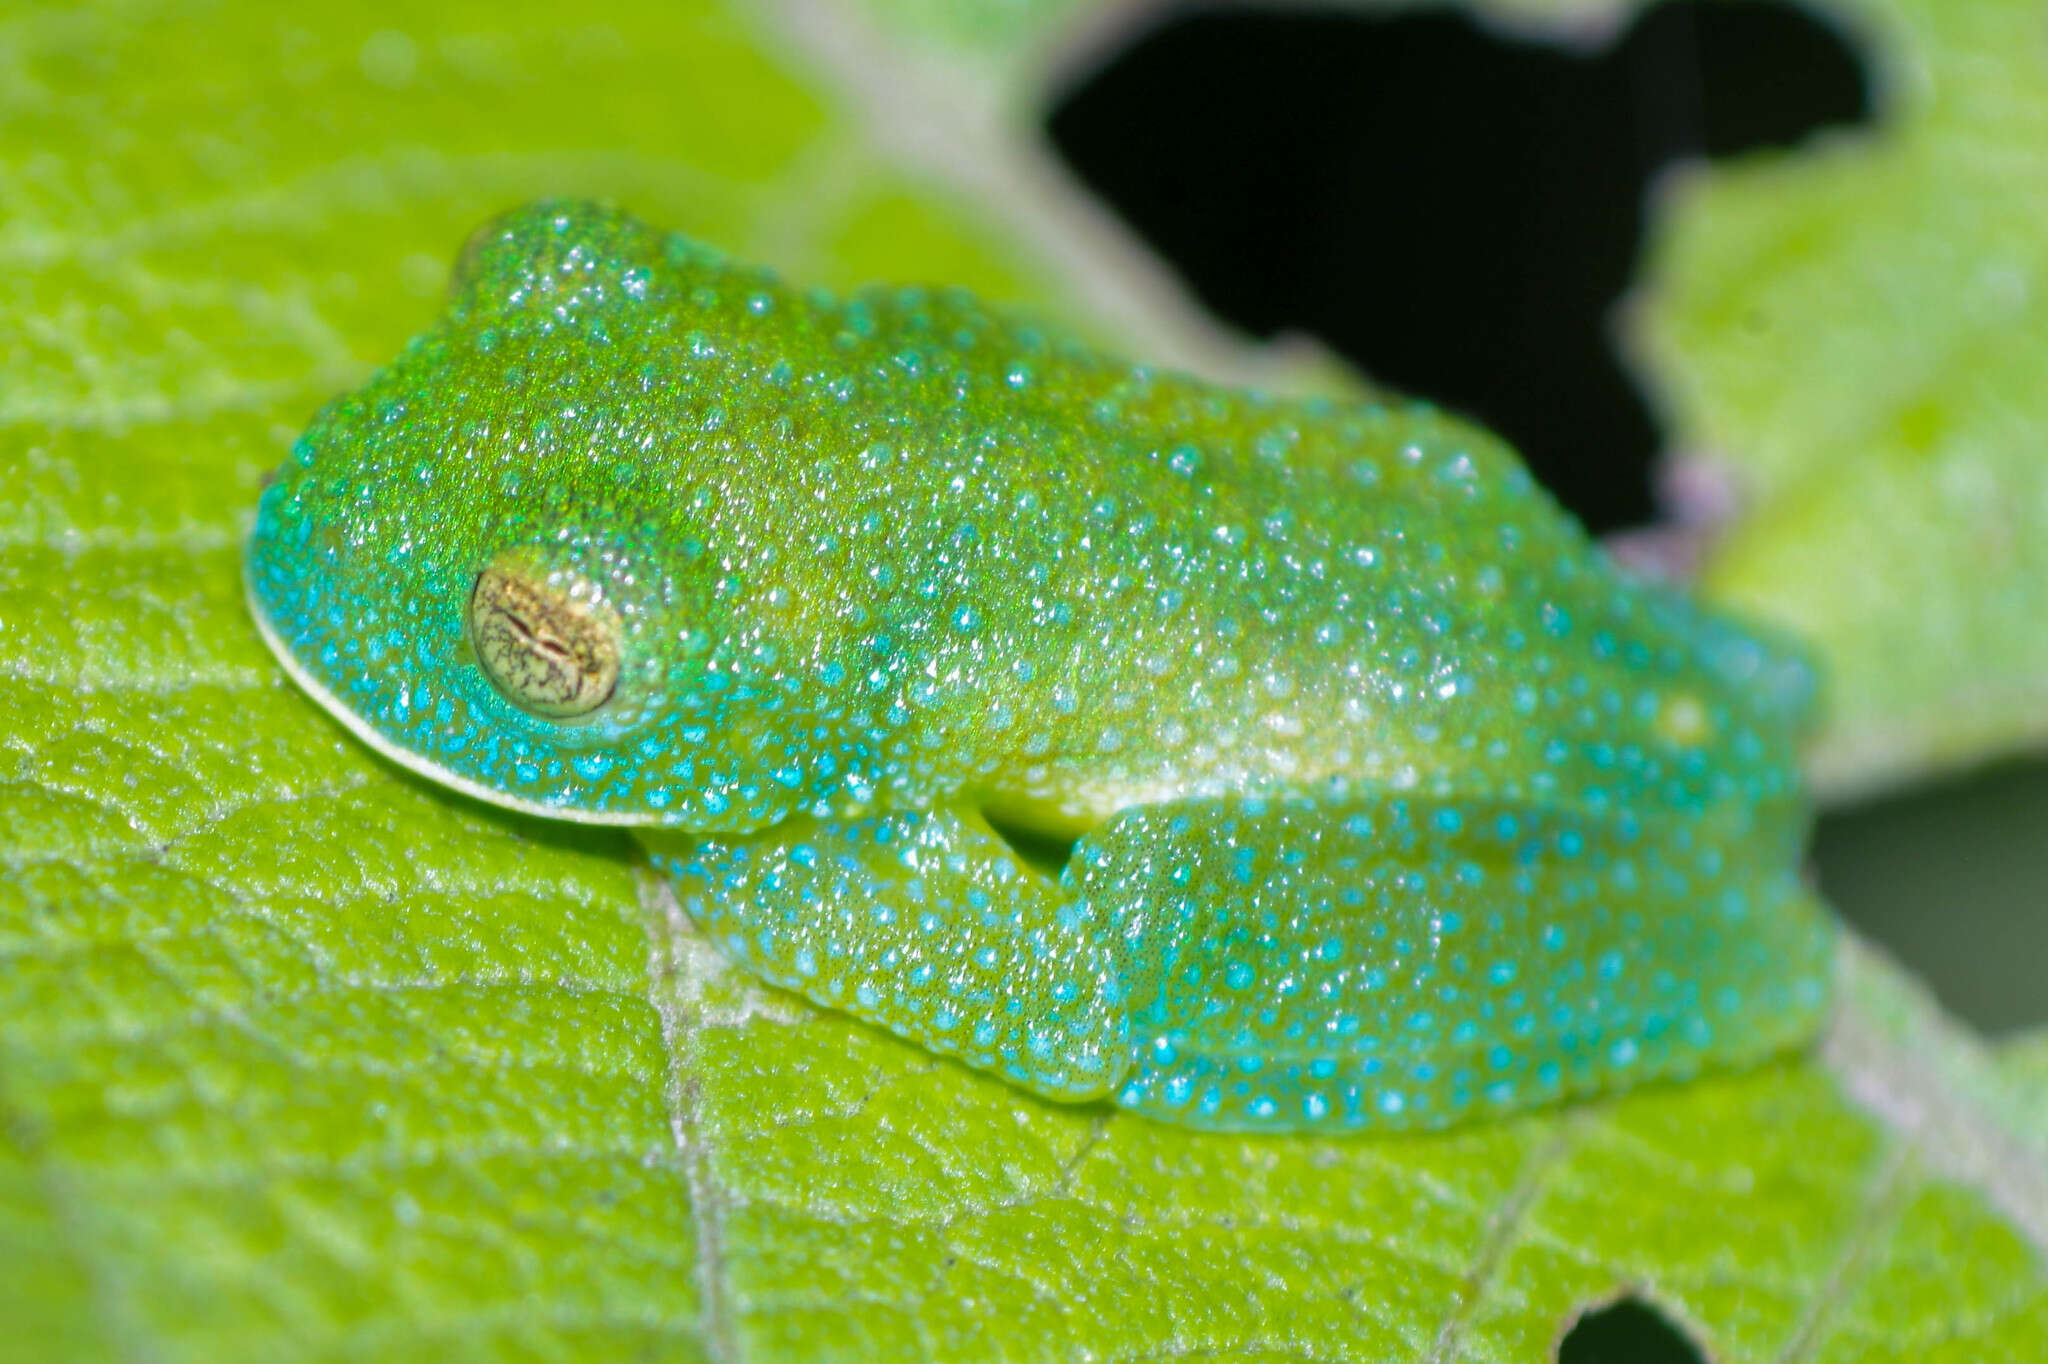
[1635,1,2048,799]
[0,1,2044,1361]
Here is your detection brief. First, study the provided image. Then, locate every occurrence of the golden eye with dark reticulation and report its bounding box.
[467,561,622,718]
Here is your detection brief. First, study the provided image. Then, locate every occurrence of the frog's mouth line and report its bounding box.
[244,579,677,828]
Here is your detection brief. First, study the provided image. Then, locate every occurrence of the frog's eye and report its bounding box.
[467,561,623,718]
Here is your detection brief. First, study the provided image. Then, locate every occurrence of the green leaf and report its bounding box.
[1633,0,2048,796]
[2,2,2043,1361]
[1996,1030,2048,1139]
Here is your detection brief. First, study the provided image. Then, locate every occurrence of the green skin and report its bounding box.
[246,201,1833,1132]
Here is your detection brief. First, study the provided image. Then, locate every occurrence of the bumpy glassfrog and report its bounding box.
[246,200,1833,1132]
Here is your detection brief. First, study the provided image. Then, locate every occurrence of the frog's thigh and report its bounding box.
[1074,795,1833,1132]
[642,807,1128,1101]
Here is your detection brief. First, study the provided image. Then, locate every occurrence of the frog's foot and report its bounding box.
[640,806,1130,1102]
[1073,793,1834,1132]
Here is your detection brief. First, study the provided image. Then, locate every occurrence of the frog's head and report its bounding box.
[247,201,865,830]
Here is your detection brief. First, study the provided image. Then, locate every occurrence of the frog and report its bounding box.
[245,200,1834,1132]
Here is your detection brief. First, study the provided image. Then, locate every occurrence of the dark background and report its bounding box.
[1048,1,1870,534]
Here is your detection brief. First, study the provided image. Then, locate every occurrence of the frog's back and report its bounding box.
[733,275,1813,842]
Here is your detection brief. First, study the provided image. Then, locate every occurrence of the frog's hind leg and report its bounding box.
[1076,794,1833,1132]
[641,806,1131,1102]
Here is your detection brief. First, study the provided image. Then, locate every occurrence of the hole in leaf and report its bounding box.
[1557,1295,1707,1364]
[1815,757,2048,1036]
[983,812,1081,880]
[1047,1,1872,534]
